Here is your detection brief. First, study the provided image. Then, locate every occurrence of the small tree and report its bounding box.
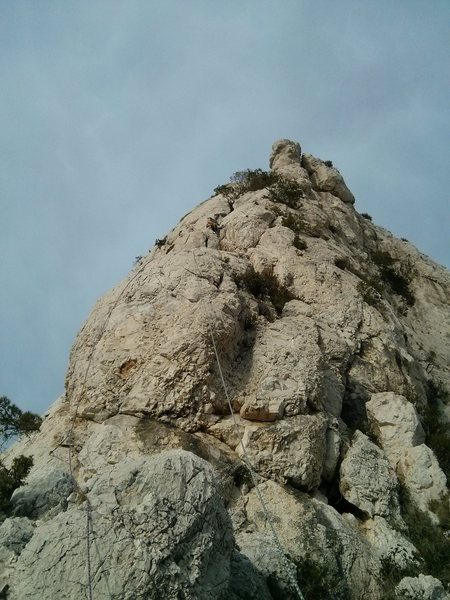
[0,396,42,442]
[0,396,42,517]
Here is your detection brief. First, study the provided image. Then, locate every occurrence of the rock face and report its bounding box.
[2,139,450,598]
[9,450,240,600]
[339,431,401,521]
[396,574,449,599]
[366,392,425,465]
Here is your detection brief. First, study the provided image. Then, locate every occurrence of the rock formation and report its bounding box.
[1,139,449,599]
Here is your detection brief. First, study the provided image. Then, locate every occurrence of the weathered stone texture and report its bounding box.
[2,138,450,598]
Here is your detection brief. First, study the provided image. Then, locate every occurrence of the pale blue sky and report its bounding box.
[1,1,449,414]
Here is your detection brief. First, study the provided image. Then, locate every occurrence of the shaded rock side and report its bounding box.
[7,450,243,600]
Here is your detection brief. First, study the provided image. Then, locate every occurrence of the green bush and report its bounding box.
[399,486,450,586]
[234,267,295,316]
[267,555,337,600]
[280,211,322,239]
[421,381,450,482]
[371,250,415,306]
[0,396,41,519]
[281,213,304,234]
[0,396,42,442]
[214,169,303,209]
[214,169,277,202]
[357,280,383,309]
[277,212,308,250]
[230,168,276,191]
[361,213,373,221]
[266,176,304,208]
[295,556,335,599]
[0,456,33,516]
[380,558,419,599]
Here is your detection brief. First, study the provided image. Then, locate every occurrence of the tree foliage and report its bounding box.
[0,396,42,517]
[0,396,42,442]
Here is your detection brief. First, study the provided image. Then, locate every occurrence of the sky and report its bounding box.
[1,1,449,416]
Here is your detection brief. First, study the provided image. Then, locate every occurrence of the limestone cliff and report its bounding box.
[1,140,449,599]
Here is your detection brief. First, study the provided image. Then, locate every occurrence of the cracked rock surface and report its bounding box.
[2,139,450,598]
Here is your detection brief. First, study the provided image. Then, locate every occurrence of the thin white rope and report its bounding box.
[86,499,93,600]
[192,251,304,600]
[59,242,304,599]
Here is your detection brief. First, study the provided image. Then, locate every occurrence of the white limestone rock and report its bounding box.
[302,153,355,204]
[240,394,285,421]
[238,414,327,491]
[340,431,401,520]
[8,450,236,600]
[366,391,425,465]
[3,138,450,599]
[397,444,448,512]
[241,314,324,417]
[234,479,383,600]
[269,138,312,190]
[11,469,73,520]
[322,417,342,481]
[395,574,449,599]
[361,516,419,571]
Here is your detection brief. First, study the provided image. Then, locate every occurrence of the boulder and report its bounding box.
[7,450,236,600]
[238,414,327,491]
[366,392,425,465]
[234,479,382,599]
[395,574,448,599]
[269,138,312,187]
[397,444,448,512]
[11,469,73,520]
[361,516,419,571]
[340,431,401,520]
[302,153,355,204]
[0,518,34,555]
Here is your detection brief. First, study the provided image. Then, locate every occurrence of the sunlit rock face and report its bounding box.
[2,139,449,599]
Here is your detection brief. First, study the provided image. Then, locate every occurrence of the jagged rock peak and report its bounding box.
[269,138,302,169]
[2,138,450,599]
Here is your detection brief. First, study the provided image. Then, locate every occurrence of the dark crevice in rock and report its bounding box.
[322,475,367,521]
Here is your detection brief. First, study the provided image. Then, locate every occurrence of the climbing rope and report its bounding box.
[54,236,304,599]
[85,499,93,600]
[192,251,305,600]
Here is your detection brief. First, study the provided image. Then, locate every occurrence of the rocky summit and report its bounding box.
[1,139,450,599]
